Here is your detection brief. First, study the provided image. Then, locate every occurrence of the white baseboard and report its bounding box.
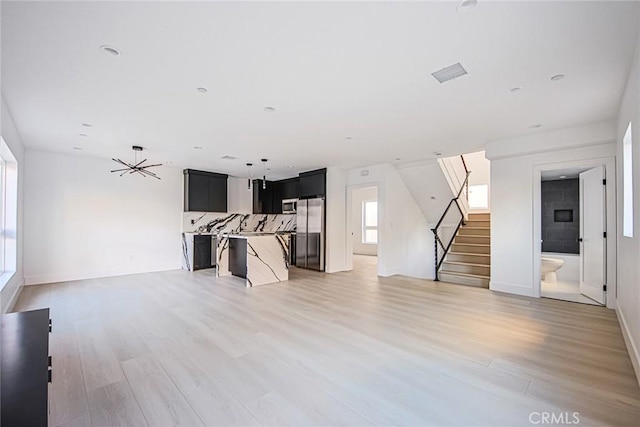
[24,265,181,286]
[3,277,24,313]
[489,280,535,297]
[325,265,349,274]
[380,267,402,277]
[616,303,640,387]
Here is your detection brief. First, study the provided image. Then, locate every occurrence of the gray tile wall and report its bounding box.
[542,179,579,254]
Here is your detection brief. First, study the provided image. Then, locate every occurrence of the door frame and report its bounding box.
[532,156,617,309]
[346,183,381,273]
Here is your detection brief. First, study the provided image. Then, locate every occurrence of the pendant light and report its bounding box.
[111,146,161,179]
[246,163,253,191]
[261,158,268,189]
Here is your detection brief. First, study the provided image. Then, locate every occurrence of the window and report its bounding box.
[362,200,378,244]
[0,157,4,275]
[623,122,633,237]
[468,184,488,209]
[0,137,18,290]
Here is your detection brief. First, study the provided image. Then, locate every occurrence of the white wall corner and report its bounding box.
[325,166,349,274]
[2,276,24,313]
[616,302,640,387]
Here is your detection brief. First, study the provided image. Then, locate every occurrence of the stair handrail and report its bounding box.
[431,155,470,281]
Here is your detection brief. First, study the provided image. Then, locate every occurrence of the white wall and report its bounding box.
[325,163,433,279]
[227,176,252,214]
[486,128,617,299]
[615,21,640,385]
[351,186,378,256]
[0,95,25,313]
[24,150,183,285]
[325,166,348,273]
[397,160,454,225]
[465,151,490,187]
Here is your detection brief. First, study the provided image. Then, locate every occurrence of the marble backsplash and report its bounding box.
[183,212,296,234]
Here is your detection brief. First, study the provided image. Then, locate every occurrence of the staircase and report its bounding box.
[438,213,490,288]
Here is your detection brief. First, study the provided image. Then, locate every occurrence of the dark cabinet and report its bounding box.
[253,177,300,214]
[1,308,50,427]
[253,180,275,214]
[299,168,326,199]
[280,178,300,200]
[184,169,228,212]
[193,235,213,270]
[272,177,299,214]
[229,238,247,278]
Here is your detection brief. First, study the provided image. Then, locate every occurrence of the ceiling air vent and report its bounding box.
[431,62,468,83]
[221,155,237,160]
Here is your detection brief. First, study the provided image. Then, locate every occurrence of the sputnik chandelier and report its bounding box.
[111,146,162,180]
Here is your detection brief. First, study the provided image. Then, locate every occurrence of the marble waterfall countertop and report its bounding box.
[218,233,289,287]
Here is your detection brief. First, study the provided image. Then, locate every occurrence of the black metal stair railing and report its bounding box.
[432,155,470,281]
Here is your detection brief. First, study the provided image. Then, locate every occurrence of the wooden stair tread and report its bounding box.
[442,261,491,268]
[439,270,490,279]
[451,242,490,247]
[448,251,490,257]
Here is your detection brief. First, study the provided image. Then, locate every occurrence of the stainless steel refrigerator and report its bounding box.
[296,198,325,271]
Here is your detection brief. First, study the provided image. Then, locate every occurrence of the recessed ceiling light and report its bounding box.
[73,147,82,150]
[264,106,276,112]
[193,146,203,150]
[196,87,208,93]
[79,133,87,137]
[100,45,121,57]
[509,87,522,93]
[559,175,567,179]
[457,0,478,13]
[551,74,565,81]
[221,155,237,160]
[82,123,93,127]
[529,124,543,129]
[395,157,401,161]
[345,137,352,140]
[434,151,442,156]
[288,165,294,168]
[430,196,437,200]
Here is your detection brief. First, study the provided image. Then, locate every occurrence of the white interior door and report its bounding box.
[579,166,606,304]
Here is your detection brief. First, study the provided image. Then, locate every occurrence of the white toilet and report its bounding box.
[541,257,565,283]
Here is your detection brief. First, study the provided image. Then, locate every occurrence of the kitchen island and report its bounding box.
[218,233,289,286]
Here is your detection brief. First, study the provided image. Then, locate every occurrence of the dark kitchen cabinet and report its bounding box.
[229,237,247,278]
[253,180,275,214]
[299,168,326,199]
[271,177,299,214]
[280,178,300,200]
[193,235,213,270]
[1,308,51,427]
[184,169,228,212]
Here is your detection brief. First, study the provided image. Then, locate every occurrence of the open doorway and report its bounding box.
[349,186,378,275]
[534,159,616,307]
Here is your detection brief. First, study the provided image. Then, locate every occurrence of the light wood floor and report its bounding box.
[13,255,640,426]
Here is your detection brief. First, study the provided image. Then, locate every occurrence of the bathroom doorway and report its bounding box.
[534,159,616,307]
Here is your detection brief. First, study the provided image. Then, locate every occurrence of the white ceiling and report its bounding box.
[2,1,638,180]
[541,167,590,181]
